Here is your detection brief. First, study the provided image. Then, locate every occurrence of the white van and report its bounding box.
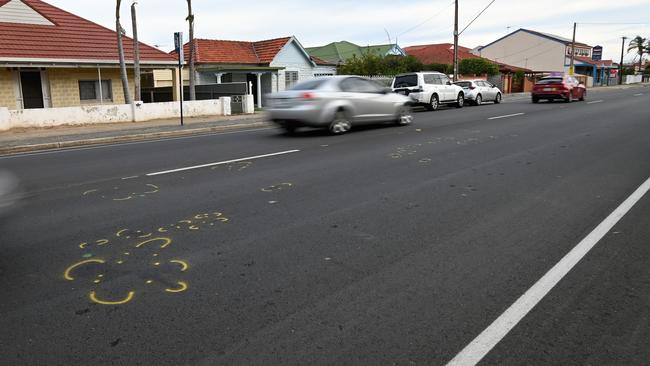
[392,72,465,111]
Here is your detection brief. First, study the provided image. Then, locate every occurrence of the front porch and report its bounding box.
[196,66,284,108]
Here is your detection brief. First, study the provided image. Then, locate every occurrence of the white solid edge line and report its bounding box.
[146,149,300,176]
[488,113,525,120]
[587,100,604,104]
[446,175,650,366]
[633,93,643,96]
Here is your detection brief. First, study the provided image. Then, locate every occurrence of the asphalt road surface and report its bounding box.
[1,85,649,365]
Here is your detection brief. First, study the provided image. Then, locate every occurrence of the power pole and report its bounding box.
[569,22,576,76]
[131,1,141,102]
[619,36,627,85]
[453,0,459,81]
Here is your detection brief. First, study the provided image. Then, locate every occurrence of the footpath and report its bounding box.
[0,113,270,156]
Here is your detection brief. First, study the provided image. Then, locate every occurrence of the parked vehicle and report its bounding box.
[454,80,502,105]
[266,76,414,135]
[392,72,465,111]
[532,75,586,103]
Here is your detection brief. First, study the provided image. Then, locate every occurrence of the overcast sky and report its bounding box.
[46,0,650,62]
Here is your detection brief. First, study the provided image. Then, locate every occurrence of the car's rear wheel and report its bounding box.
[532,96,539,103]
[474,94,482,106]
[396,105,413,126]
[494,93,502,104]
[456,93,465,108]
[283,125,297,134]
[426,94,440,111]
[329,110,351,135]
[579,90,586,101]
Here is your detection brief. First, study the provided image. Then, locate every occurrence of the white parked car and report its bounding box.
[392,72,465,111]
[454,80,502,105]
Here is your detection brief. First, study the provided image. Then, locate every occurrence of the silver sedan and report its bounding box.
[265,76,414,134]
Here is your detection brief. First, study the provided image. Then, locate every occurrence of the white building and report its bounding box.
[473,29,592,73]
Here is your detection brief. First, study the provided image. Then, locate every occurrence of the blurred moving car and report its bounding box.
[454,80,502,105]
[266,76,414,135]
[392,72,465,111]
[0,171,22,217]
[532,75,586,103]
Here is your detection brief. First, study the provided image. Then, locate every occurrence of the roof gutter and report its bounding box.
[0,57,177,68]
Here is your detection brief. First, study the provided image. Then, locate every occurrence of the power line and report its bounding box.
[577,22,650,25]
[398,1,455,37]
[459,0,497,35]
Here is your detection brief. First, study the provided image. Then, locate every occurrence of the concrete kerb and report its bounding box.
[0,121,272,156]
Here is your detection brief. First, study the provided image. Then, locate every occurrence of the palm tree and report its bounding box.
[115,0,132,104]
[186,0,196,101]
[627,36,647,72]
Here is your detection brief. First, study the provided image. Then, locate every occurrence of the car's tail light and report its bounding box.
[302,92,315,100]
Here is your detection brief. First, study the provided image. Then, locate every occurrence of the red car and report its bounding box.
[532,75,586,103]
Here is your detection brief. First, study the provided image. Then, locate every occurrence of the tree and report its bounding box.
[627,36,647,72]
[337,53,423,76]
[115,0,132,105]
[186,0,196,100]
[458,58,499,76]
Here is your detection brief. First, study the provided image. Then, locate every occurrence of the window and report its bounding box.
[285,71,299,89]
[289,79,328,91]
[79,80,112,101]
[394,74,418,87]
[439,75,451,85]
[454,81,472,88]
[423,75,436,85]
[340,77,383,93]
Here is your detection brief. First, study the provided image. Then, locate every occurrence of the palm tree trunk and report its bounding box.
[116,0,132,105]
[131,2,141,102]
[187,0,196,101]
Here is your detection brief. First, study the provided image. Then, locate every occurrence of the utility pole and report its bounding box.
[131,1,141,102]
[619,36,627,85]
[453,0,459,81]
[569,22,576,76]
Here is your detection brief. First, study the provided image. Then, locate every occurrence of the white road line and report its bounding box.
[446,176,650,366]
[633,93,643,96]
[122,176,139,180]
[488,113,525,120]
[587,100,604,104]
[146,150,300,176]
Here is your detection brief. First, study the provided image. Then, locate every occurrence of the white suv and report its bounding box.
[392,72,465,111]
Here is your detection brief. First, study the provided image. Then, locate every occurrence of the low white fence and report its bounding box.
[0,96,255,131]
[623,74,643,84]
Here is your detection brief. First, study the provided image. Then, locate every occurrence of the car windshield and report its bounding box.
[537,78,564,85]
[289,79,328,90]
[455,81,472,88]
[394,75,418,88]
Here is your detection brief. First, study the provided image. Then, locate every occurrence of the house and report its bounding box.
[404,43,533,93]
[163,36,337,108]
[473,28,595,73]
[0,0,177,110]
[306,41,406,65]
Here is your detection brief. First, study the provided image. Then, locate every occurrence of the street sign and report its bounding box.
[592,46,603,61]
[174,32,184,64]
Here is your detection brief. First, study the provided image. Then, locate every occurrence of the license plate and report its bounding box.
[544,88,553,91]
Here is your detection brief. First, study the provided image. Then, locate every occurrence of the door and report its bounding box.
[439,74,454,101]
[481,81,495,99]
[339,77,393,122]
[20,71,44,109]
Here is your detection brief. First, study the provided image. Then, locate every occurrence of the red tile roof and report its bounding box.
[404,43,477,65]
[0,0,176,64]
[310,55,337,66]
[176,37,293,65]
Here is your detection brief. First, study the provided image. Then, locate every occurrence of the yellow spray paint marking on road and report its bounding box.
[96,239,109,246]
[89,291,135,305]
[170,260,189,272]
[165,281,188,293]
[79,242,89,249]
[261,183,293,193]
[135,237,172,249]
[143,184,159,194]
[64,259,106,281]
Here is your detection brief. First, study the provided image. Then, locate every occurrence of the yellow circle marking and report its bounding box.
[189,225,200,230]
[82,189,98,196]
[89,291,135,305]
[137,233,152,238]
[170,260,189,272]
[135,237,172,249]
[96,239,109,246]
[144,184,159,194]
[165,281,188,293]
[112,196,133,201]
[146,280,153,285]
[64,259,105,281]
[116,229,128,237]
[158,227,168,233]
[79,242,88,249]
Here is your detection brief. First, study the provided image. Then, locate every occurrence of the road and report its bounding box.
[1,85,649,365]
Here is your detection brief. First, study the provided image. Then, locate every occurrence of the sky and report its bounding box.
[46,0,650,63]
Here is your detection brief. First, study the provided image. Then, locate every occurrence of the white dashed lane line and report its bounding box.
[488,113,525,120]
[587,100,604,104]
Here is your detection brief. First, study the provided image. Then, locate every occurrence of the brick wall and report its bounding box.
[0,69,16,109]
[48,68,135,108]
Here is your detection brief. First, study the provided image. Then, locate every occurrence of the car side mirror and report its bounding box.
[446,81,452,85]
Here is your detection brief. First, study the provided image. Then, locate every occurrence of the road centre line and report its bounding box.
[146,150,300,176]
[587,100,604,104]
[488,113,525,120]
[633,93,643,96]
[446,175,650,366]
